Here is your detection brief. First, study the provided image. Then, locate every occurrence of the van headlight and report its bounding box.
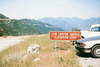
[76,41,86,47]
[83,43,86,47]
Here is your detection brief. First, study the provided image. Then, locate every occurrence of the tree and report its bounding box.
[72,27,81,31]
[0,27,3,36]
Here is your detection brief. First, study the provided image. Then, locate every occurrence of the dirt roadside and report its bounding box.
[0,36,31,52]
[0,35,46,52]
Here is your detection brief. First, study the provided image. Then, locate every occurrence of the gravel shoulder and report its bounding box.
[77,53,100,67]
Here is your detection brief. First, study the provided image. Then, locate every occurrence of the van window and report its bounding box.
[91,27,100,32]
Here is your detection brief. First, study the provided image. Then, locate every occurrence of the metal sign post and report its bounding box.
[74,40,76,49]
[55,40,57,51]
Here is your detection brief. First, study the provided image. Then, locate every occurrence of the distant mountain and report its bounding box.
[37,17,100,31]
[20,19,65,34]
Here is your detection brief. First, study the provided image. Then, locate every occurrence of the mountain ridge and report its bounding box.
[20,19,65,34]
[37,17,100,31]
[0,13,65,36]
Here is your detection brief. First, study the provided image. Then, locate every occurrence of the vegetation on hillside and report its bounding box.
[0,35,81,67]
[0,13,42,36]
[0,13,9,19]
[0,13,20,36]
[0,27,3,36]
[8,19,42,35]
[0,21,20,36]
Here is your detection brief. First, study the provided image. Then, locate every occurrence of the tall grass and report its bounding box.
[0,34,81,67]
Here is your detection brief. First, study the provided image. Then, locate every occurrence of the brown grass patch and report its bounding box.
[33,49,79,67]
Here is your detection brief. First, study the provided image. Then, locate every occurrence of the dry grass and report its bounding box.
[35,50,78,67]
[0,34,81,67]
[1,35,8,38]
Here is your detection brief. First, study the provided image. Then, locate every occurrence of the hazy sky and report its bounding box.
[0,0,100,19]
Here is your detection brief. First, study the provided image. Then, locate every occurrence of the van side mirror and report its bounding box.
[88,30,91,33]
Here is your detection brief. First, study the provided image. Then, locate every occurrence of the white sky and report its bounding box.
[0,0,100,19]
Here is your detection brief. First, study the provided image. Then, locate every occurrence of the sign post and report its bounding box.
[55,40,57,51]
[50,31,81,51]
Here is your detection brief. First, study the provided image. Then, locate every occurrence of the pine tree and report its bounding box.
[72,27,81,31]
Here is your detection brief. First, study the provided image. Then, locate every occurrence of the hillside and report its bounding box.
[0,13,20,36]
[37,17,100,31]
[0,13,42,36]
[20,19,65,34]
[0,13,9,19]
[8,19,42,35]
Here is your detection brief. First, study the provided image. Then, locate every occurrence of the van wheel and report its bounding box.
[91,45,100,58]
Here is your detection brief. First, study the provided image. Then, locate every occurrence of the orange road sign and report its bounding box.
[50,31,81,40]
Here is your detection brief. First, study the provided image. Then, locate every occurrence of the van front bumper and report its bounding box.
[75,47,91,53]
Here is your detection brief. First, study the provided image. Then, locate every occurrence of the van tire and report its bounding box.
[91,45,100,58]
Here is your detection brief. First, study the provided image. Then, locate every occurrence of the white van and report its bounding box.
[81,24,100,38]
[75,36,100,58]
